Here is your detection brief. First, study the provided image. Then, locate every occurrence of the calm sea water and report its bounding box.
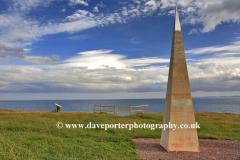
[0,98,239,115]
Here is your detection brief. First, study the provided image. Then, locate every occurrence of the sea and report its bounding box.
[0,98,239,115]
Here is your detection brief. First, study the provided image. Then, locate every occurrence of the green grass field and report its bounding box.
[0,110,239,159]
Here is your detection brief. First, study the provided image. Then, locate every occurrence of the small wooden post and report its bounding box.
[100,104,102,113]
[116,107,118,115]
[145,105,147,113]
[142,104,144,113]
[57,106,60,112]
[114,105,116,115]
[129,105,131,115]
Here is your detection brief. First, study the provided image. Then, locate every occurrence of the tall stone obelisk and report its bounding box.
[160,5,200,152]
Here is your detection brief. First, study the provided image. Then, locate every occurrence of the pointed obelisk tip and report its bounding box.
[174,4,181,31]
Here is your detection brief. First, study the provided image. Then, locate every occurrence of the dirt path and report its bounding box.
[132,138,240,160]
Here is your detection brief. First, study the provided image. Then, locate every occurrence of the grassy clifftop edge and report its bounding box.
[0,110,239,159]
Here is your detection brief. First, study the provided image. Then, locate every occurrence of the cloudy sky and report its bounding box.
[0,0,240,100]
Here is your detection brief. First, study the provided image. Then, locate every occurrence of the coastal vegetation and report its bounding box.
[0,110,239,159]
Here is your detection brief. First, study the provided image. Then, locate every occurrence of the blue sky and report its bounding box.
[0,0,240,100]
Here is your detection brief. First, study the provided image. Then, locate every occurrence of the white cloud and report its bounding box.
[184,40,240,91]
[62,49,169,69]
[37,17,97,36]
[0,48,170,94]
[124,57,169,68]
[186,40,240,55]
[61,8,66,12]
[188,28,199,35]
[197,0,240,32]
[97,0,104,8]
[143,0,161,13]
[23,48,31,53]
[66,10,92,21]
[68,0,88,6]
[61,49,126,69]
[0,14,39,46]
[10,0,56,12]
[0,51,169,93]
[180,0,240,33]
[0,46,240,94]
[93,6,99,12]
[67,34,92,40]
[2,0,240,47]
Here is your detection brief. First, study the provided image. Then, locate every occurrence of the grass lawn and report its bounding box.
[0,110,239,159]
